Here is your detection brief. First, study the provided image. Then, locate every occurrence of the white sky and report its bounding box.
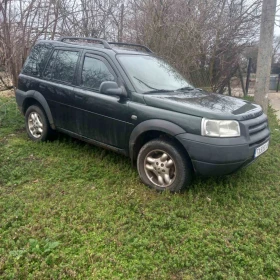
[274,0,280,35]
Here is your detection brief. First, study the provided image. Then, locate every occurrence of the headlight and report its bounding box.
[201,118,240,137]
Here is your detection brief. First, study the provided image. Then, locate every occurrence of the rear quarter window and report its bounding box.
[22,43,53,77]
[43,49,79,83]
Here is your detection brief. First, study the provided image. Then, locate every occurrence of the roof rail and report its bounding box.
[57,37,153,53]
[58,37,111,49]
[108,42,153,53]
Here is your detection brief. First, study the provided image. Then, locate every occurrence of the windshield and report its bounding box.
[118,55,194,93]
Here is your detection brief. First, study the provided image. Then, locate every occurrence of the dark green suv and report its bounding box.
[16,37,270,192]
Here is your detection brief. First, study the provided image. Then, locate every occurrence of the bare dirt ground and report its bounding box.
[0,71,13,93]
[230,87,255,97]
[268,91,280,123]
[0,89,14,98]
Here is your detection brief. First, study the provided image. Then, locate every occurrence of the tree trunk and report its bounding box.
[254,0,277,113]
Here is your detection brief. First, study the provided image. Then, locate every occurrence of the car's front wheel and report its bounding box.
[137,139,192,192]
[25,105,51,142]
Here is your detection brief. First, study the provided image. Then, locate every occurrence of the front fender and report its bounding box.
[129,119,186,160]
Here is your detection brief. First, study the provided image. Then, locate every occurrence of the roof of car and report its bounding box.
[36,38,152,56]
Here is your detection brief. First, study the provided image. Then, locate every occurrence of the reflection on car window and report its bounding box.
[51,50,79,83]
[81,56,115,89]
[118,55,193,92]
[43,50,58,79]
[23,43,53,77]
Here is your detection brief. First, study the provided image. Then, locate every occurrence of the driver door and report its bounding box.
[72,53,129,149]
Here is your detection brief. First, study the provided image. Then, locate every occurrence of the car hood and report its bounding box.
[143,91,263,120]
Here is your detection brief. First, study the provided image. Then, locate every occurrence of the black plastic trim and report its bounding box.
[15,88,55,129]
[57,127,127,155]
[129,119,185,160]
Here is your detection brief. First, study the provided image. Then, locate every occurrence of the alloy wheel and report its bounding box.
[144,149,176,188]
[28,112,44,138]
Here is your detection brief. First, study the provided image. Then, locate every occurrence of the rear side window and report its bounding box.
[22,43,52,77]
[81,56,115,90]
[44,50,58,79]
[43,50,79,83]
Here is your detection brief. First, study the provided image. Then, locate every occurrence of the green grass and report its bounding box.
[0,96,280,279]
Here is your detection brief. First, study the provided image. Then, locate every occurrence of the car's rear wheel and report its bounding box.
[137,138,192,192]
[25,105,51,142]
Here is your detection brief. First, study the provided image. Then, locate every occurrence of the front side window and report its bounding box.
[81,56,115,90]
[118,55,193,93]
[22,43,53,77]
[45,50,79,83]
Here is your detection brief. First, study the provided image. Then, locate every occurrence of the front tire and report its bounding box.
[25,105,51,142]
[137,139,192,192]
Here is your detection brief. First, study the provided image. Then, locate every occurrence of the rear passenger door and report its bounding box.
[41,48,81,132]
[72,52,129,149]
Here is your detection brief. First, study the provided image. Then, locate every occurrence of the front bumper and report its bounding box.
[176,132,270,176]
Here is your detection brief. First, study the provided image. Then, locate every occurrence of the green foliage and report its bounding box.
[0,97,280,279]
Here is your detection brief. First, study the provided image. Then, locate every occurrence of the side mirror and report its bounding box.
[99,81,127,97]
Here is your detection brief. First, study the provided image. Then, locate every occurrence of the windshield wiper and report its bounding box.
[133,76,158,90]
[145,89,172,94]
[133,77,173,93]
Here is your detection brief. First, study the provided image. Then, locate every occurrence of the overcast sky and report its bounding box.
[274,0,280,35]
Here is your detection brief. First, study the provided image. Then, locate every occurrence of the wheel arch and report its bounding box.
[129,120,191,164]
[22,90,55,129]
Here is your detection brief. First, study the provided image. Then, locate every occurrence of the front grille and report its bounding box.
[249,122,268,136]
[241,114,270,147]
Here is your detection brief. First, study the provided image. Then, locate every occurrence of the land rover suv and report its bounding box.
[16,37,270,192]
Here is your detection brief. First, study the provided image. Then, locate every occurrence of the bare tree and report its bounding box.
[0,0,263,94]
[126,0,262,91]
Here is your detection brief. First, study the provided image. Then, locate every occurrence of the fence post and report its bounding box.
[228,80,232,96]
[237,65,246,97]
[245,57,252,96]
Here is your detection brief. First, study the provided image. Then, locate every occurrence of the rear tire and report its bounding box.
[25,105,51,142]
[137,138,192,192]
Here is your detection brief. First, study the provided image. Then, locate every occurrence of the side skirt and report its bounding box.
[56,127,128,156]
